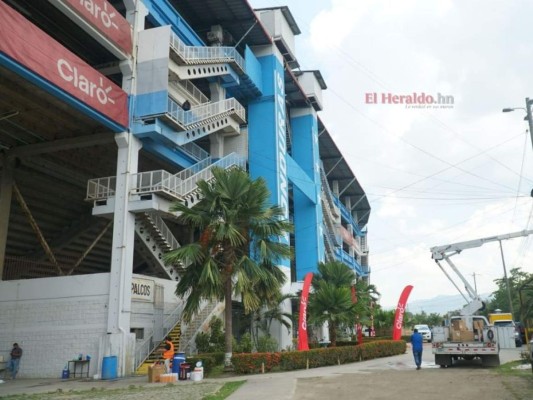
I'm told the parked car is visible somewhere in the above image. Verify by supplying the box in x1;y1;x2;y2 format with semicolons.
414;324;432;342
514;321;526;344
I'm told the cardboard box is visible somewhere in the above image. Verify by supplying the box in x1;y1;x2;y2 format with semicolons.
159;373;178;383
451;329;462;341
460;331;474;341
452;320;466;331
148;363;165;383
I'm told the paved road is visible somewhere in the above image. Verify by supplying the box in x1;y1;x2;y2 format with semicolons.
227;345;530;400
0;345;528;399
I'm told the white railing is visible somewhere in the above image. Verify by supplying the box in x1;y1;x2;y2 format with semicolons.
167;97;246;128
145;211;180;251
176;153;246;198
320;164;340;217
174;157;212;181
181;142;210;161
135;302;185;368
88;153;246;202
86;176;116;200
169;32;245;73
131;170;182;198
174;80;209;104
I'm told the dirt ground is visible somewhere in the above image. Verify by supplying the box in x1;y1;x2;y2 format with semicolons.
293;362;533;400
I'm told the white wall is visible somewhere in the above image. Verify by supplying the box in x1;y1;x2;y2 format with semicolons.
0;274;110;378
0;273;184;378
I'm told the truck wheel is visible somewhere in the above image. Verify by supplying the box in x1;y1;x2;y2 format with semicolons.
435;354;452;367
481;355;500;367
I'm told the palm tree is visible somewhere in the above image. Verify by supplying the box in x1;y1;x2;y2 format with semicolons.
163;167;292;366
308;261;361;347
251;291;296;349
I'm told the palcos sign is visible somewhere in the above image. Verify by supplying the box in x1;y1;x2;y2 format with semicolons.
131;278;154;302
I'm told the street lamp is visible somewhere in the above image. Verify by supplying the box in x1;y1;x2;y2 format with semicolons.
502;97;533;150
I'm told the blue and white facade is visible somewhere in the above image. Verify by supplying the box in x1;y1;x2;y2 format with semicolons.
0;0;370;377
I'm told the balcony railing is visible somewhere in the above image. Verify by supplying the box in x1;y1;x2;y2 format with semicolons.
87;153;246;202
333;196;363;237
167;97;246;129
169;31;245;74
86;176;116;200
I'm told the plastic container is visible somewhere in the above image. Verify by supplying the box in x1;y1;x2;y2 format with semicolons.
61;368;70;379
101;356;118;380
178;363;190;380
172;352;186;374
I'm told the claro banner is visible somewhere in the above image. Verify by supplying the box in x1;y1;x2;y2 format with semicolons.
0;2;128;128
392;285;413;341
297;272;313;351
55;0;133;55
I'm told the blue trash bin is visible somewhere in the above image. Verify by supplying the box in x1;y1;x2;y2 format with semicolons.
172;352;186;374
101;355;118;380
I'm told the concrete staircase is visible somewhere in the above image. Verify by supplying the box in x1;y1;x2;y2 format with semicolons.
136;323;182;375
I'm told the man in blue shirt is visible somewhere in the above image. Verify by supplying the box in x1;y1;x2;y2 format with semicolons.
411;329;423;370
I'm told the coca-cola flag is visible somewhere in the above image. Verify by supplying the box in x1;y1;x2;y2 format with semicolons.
297;272;313;351
392;285;413;341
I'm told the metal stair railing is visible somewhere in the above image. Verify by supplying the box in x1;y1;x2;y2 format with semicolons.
144;211;180;251
174;157;212;181
180;142;210;161
321;196;341;247
179;300;224;353
87;153;245;203
166;97;246;129
135;302;185;369
172;79;210;105
320;164;340;218
169;31;245;74
176;153;246;198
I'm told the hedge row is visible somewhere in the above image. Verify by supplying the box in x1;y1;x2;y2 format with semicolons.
231;340;406;374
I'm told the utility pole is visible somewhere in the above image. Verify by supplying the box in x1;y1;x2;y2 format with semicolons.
498;240;514;317
526;97;533;150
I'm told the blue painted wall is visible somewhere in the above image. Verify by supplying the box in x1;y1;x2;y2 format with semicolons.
142;0;204;46
291;111;325;280
248;49;290;268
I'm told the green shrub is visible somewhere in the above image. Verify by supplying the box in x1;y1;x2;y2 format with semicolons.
231;340;406;374
233;332;253;353
257;336;278;352
231;352;282;374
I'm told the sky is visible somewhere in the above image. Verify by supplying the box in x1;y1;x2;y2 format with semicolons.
249;0;533;312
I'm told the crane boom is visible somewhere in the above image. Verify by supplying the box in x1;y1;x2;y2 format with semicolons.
431;229;533;260
430;229;533;315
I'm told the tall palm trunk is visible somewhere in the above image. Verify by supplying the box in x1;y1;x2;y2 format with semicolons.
224;273;233;367
329;322;337;347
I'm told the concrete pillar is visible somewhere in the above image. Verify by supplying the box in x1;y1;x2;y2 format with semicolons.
0;156;14;279
103;132;141;377
291;107;325;280
248;44;291;350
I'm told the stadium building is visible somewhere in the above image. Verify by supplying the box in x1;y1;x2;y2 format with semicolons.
0;0;371;377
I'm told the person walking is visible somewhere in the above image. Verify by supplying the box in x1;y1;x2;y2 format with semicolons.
8;343;22;379
411;328;423;370
159;336;174;374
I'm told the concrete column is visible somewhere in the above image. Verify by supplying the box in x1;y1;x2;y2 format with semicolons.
0;156;14;279
248;44;291;350
103;132;141;377
291;107;325;280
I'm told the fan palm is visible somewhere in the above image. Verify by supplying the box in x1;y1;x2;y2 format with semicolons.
163;167;292;366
